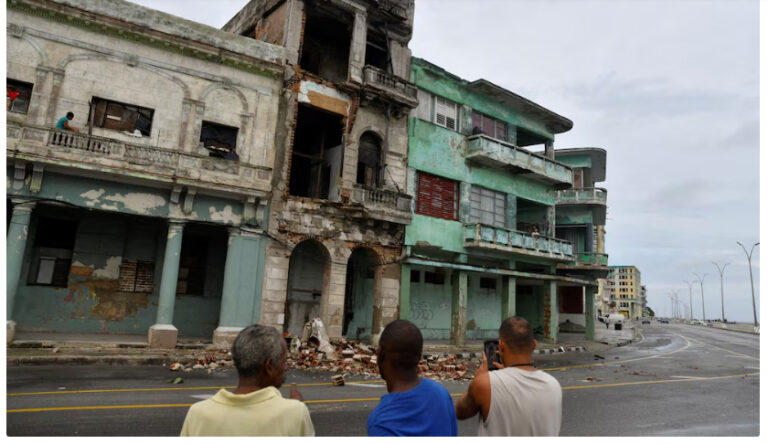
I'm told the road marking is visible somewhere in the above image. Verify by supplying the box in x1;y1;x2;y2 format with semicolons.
669;376;702;379
678;335;759;361
346;383;386;388
543;333;693;372
7;380;387;397
8;372;758;414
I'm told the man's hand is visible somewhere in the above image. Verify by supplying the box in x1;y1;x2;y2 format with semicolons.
289;383;304;401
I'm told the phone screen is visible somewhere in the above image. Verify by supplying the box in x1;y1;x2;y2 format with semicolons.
483;339;502;371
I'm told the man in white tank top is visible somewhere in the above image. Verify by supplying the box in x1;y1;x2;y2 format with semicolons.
454;316;562;436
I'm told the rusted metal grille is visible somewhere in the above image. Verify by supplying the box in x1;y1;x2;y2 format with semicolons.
416;172;458;221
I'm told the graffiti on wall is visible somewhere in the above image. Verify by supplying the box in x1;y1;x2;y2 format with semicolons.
410;301;434;328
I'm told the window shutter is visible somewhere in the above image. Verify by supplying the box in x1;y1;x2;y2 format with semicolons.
435;96;457;130
417;172;458;221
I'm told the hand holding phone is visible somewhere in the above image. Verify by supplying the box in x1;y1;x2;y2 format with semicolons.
483;339;503;371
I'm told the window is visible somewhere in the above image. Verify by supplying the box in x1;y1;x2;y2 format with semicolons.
410;269;420;283
200;121;239;160
479;277;497;290
416;172;459;221
28;217;77;287
471;111;507;141
434;96;459;131
91;97;153;136
118;260;155;292
7;79;33;114
470;186;506;227
424;271;445;285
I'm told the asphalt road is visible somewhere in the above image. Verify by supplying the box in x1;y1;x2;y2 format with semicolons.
6;322;759;436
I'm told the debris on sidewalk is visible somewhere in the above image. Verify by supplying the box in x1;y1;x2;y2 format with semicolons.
331;374;345;386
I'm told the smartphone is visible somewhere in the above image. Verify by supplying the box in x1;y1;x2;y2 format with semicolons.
483;339;502;371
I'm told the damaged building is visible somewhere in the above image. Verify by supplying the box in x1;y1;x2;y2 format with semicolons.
222;0;416;344
401;58;597;345
6;0;285;347
554;148;609;338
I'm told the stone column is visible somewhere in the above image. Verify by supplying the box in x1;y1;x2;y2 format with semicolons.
450;270;468;346
544;280;559;343
585;285;596;340
399;263;411;320
546;206;556;237
44;69;65;127
502;276;516;320
148;221;184;348
6;201;35;344
28;67;49;126
505;194;517;230
545;140;554;159
348;11;367;83
459;182;472;222
370;264;385;347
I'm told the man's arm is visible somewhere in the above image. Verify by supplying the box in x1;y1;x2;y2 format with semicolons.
455;352;493;421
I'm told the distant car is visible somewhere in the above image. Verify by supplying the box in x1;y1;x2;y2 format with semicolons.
659;318;669;324
642;318;651;325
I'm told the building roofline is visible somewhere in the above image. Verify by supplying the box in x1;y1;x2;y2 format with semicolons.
555;147;607;182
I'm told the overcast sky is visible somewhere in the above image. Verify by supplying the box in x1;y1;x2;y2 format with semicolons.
133;0;760;323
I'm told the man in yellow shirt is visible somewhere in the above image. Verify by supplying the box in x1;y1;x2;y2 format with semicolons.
180;324;315;436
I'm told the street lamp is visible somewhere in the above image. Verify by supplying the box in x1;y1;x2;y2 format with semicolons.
684;280;695;320
712;261;729;322
668;290;679;320
693;273;707;320
737;241;760;327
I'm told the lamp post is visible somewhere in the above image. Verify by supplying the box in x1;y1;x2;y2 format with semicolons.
684;280;694;320
712;262;730;322
668;290;679;320
693;273;707;320
737;241;759;327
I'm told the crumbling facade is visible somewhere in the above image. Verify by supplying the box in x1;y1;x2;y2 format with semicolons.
554;148;609;339
6;0;284;347
401;58;591;345
222;0;416;344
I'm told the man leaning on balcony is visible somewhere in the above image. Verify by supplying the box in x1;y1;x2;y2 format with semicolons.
56;112;79;132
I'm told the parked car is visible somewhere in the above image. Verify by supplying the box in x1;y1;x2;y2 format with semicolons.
658;318;669;324
641;318;651;325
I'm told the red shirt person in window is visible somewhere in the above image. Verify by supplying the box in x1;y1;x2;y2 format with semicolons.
7;89;19;110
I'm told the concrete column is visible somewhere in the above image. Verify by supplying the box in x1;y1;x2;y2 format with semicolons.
546;206;556;237
450;270;468;346
348;11;367;83
507;125;518;145
585;286;596;340
6;202;35;344
370;263;385;347
502;276;516;319
29;67;49;126
459;182;472;222
545;140;554;159
505;194;517;230
544;280;558;343
148;221;184;348
44;70;65;127
399;263;411;320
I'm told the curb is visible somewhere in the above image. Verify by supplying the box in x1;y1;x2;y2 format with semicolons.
420;345;587;359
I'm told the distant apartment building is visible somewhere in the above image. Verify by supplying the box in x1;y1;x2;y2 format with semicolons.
608;266;643;320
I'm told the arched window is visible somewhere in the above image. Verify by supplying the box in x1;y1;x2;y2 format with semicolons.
357;132;382;187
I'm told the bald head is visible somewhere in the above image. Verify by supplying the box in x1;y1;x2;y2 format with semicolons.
499;316;534;352
379;320;423;373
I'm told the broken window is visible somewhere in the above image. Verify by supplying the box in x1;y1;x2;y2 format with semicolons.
90;97;153;137
573;168;583;188
28;217;77;287
471;111;507;141
470;186;506;228
177;235;207;296
357;132;382;187
479;277;497;290
242;1;288;46
433;96;459;131
365;26;390;71
416;172;458;221
7;79;33;114
200;121;239;160
410;269;420;283
299;6;351;83
289;105;344;199
118;260;155;292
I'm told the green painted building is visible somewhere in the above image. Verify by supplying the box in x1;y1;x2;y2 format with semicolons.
400;58;594;345
6;0;285;347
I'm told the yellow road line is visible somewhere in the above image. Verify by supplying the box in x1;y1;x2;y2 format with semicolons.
678;335;760;361
8;372;758;413
7;380;386;397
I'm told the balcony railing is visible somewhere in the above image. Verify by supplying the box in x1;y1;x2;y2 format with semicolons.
349;184;412;224
556;187;607;205
463;223;574;261
465;134;572;187
362;65;419;108
576;252;609;266
7;124;271;193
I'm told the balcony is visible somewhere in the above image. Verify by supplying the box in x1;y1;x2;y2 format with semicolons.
348;184;413;225
465;134;572;189
556;187;607;205
6;124;272;195
362;65;419;109
576;252;609;266
463;223;574;262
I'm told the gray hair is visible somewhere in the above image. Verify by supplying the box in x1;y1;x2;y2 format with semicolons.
231;324;284;378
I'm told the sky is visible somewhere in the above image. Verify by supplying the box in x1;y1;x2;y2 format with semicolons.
131;0;761;323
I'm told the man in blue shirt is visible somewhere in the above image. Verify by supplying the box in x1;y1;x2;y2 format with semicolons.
367;320;458;436
56;112;79;132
